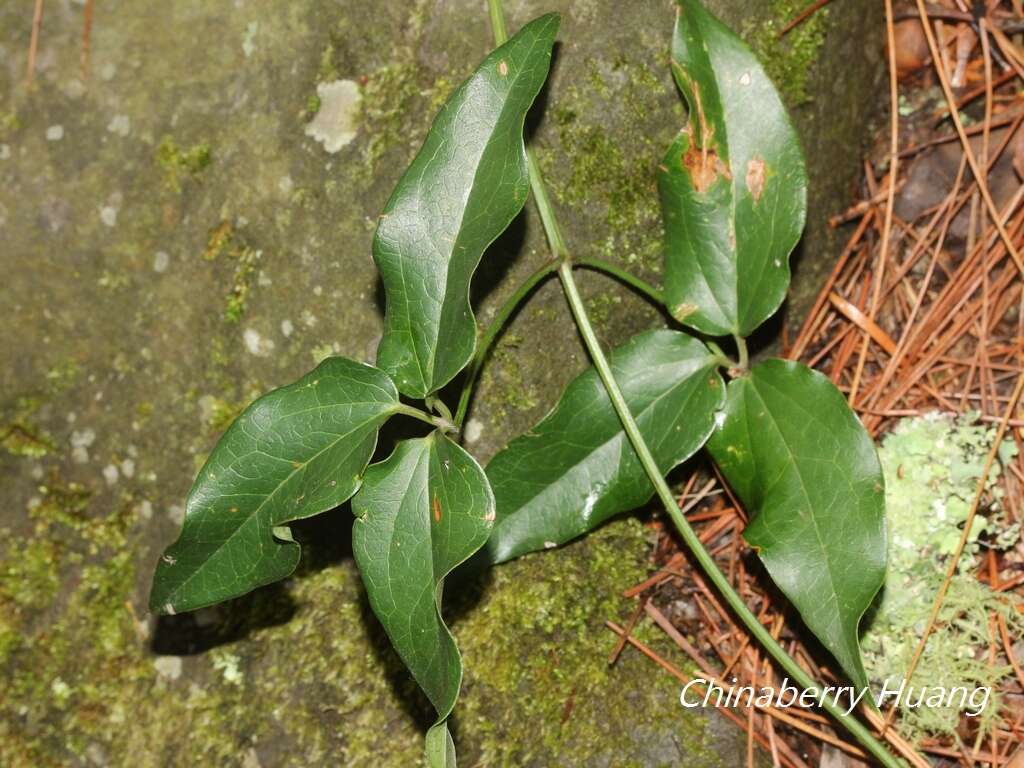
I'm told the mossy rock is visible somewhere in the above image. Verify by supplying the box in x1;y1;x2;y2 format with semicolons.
0;0;880;764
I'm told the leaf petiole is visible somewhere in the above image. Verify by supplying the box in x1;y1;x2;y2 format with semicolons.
733;334;749;372
572;258;663;305
395;404;456;435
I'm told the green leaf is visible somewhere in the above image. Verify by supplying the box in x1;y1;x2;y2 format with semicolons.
486;330;725;564
658;0;806;337
352;432;494;723
149;357;399;614
706;360;886;690
425;722;457;768
374;13;559;399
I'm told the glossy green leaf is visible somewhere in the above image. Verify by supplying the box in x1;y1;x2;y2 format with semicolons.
486;330;725;564
374;13;559;399
658;0;807;337
706;360;886;690
149;357;399;614
352;432;494;725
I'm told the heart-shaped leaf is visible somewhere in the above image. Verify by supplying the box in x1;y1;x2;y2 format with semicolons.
352;432;494;725
659;0;806;337
486;330;725;564
374;13;559;399
707;359;886;690
149;357;400;614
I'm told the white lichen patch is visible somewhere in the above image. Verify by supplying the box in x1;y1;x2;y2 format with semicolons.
305;79;361;154
107;114;131;137
243;328;275;357
153;656;183;681
45;125;64;142
102;464;119;486
70;427;96;463
464;418;484;444
280;318;294;338
99;205;118;227
153;250;170;273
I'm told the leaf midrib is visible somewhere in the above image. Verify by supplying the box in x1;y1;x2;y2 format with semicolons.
743;375;845;626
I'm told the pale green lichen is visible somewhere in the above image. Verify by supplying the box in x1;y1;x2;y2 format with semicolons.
862;412;1023;743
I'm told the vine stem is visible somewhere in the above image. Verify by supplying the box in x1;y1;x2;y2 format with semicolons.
486;1;904;764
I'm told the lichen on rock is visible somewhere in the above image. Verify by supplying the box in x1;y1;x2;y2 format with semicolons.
862;412;1023;741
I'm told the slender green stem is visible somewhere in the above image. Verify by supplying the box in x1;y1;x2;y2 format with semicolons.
733;334;749;371
526;147;570;261
573;258;663;305
484;4;904;764
704;340;738;369
426;395;455;424
454;260;558;427
487;0;509;44
395;404;454;434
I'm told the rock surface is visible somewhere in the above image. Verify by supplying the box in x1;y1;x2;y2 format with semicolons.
0;1;880;765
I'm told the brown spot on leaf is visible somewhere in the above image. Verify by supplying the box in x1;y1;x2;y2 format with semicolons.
673;302;699;322
675;79;732;193
498;60;509;77
433;494;442;522
746;157;767;203
682;142;723;194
